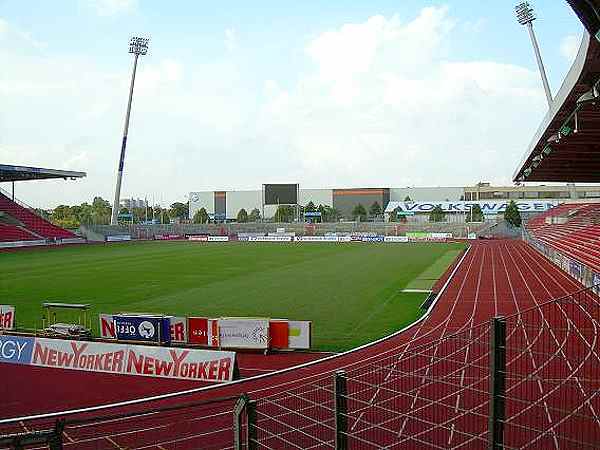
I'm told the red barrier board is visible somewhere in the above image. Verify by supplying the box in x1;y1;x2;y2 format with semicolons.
269;320;289;349
188;317;219;347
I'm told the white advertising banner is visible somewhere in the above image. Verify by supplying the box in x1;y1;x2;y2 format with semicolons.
218;318;270;349
288;321;311;349
384;236;409;243
0;305;15;330
169;316;187;343
208;236;229;242
31;337;235;382
99;314;116;339
248;236;293;242
385;200;559;214
106;235;132;242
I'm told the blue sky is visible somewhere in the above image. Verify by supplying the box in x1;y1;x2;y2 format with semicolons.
0;1;585;207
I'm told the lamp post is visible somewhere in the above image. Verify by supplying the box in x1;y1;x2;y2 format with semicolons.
515;2;553;108
111;36;150;225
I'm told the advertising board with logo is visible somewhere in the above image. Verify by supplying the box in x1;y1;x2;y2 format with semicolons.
248;236;293;242
208;236;229;242
0;335;34;365
288;320;311;349
0;305;15;330
386;200;558;215
218;318;269;349
154;234;184;241
114;315;171;344
169;317;187;343
99;313;116;339
384;236;409;243
30;337;235;382
269;319;289;349
188;317;220;347
362;235;384;243
106;235;131;242
188;235;209;241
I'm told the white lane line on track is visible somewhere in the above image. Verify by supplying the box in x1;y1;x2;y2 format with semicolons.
0;245;474;426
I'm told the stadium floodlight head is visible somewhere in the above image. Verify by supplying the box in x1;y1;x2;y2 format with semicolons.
515;2;552;107
515;2;535;25
129;36;149;55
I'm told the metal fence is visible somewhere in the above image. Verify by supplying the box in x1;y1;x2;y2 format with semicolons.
2;287;599;449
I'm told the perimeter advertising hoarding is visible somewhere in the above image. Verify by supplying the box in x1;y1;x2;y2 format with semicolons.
100;313;116;339
187;317;220;347
288;321;311;349
218;318;269;350
114;315;171;345
384;236;409;243
0;335;34;365
0;305;15;330
30;337;235;382
248;236;293;242
101;315;186;343
269;320;289;349
208;236;229;242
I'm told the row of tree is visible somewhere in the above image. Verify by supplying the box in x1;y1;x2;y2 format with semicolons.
46;197;191;228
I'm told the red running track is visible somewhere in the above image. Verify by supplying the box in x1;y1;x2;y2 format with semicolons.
1;240;599;449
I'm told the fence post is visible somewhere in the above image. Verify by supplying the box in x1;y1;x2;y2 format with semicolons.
247;400;257;450
489;317;506;450
233;394;249;450
335;370;348;450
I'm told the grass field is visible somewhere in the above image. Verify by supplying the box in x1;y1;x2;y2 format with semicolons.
0;241;464;351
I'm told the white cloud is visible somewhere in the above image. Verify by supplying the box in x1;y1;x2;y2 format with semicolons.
84;0;137;16
560;34;581;63
225;28;237;52
0;8;548;208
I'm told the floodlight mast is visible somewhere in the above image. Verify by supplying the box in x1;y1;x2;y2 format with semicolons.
515;2;553;108
110;37;149;225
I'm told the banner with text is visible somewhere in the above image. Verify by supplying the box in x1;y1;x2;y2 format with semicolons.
218;318;269;349
0;305;15;330
30;337;235;382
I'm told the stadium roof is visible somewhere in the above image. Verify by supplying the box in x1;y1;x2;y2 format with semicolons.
513;2;600;183
0;164;86;183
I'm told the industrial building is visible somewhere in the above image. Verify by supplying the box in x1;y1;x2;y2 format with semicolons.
189;183;600;221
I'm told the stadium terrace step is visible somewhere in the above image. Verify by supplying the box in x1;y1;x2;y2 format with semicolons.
0;193;75;240
0;223;39;242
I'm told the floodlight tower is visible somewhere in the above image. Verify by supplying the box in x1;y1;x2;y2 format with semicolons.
111;36;150;225
515;2;553;107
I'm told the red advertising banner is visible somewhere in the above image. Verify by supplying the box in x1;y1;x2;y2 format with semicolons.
269;320;289;349
169;317;187;343
188;317;219;347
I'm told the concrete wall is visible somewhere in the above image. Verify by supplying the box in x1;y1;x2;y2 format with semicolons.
226;190;262;219
333;188;389;219
299;189;333;207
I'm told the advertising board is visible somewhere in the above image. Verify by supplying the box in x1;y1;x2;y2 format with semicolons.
362;236;384;243
106;235;131;242
218;318;269;349
0;335;34;365
0;305;15;330
99;313;116;339
288;321;311;349
208;236;229;242
188;235;209;241
30;337;235;382
188;317;220;347
114;315;171;344
386;200;559;214
154;234;184;240
248;236;293;242
169;317;187;343
269;320;289;349
384;236;409;243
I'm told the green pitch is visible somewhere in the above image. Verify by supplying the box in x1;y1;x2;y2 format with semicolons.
0;241;464;351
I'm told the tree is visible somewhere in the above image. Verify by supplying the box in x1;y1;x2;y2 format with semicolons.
248;208;261;222
352;204;367;222
193;208;209;224
429;205;446;222
404;195;413;202
237;208;248;223
274;205;295;223
369;201;382;218
169;202;189;220
504;200;522;228
466;204;484;223
305;201;316;212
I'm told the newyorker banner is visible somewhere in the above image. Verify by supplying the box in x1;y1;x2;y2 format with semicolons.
30;337;235;382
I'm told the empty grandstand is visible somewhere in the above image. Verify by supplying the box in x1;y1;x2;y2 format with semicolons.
0;164;86;248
